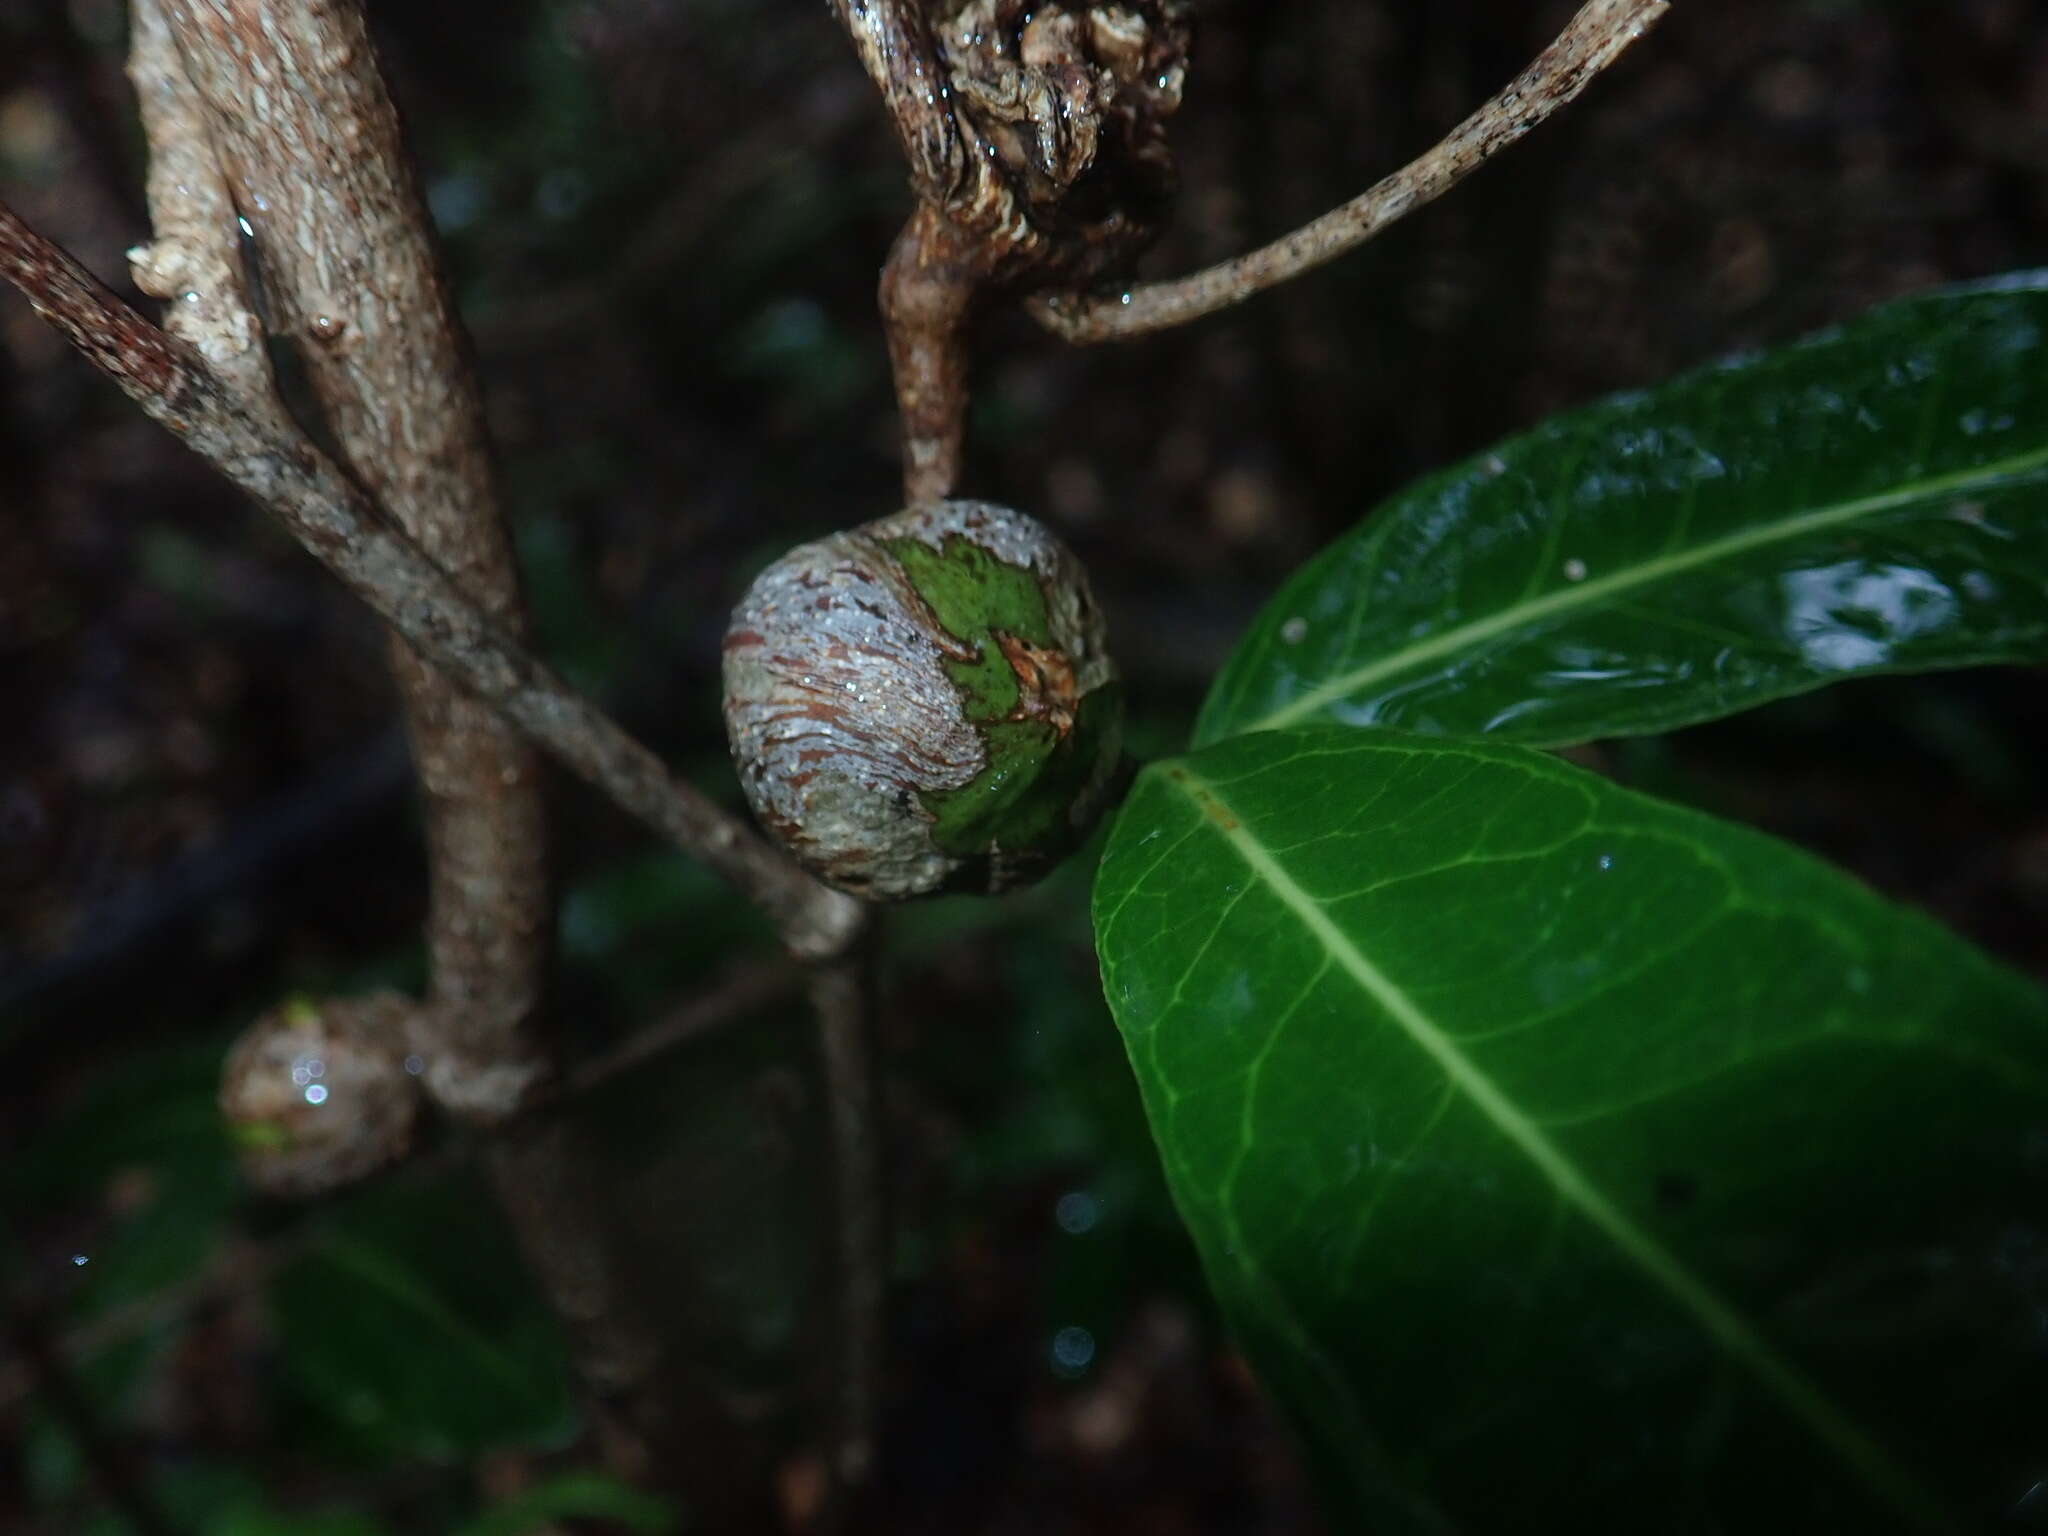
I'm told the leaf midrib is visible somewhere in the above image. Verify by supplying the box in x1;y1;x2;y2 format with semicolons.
1248;442;2048;734
1160;758;1955;1532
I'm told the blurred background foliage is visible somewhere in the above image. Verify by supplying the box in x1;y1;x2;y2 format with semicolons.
1;0;2045;1529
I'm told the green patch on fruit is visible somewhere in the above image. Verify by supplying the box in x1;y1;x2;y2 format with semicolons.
882;533;1116;864
883;533;1052;718
918;685;1121;861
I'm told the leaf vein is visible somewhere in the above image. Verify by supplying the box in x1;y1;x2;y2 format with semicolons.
1250;444;2048;734
1165;761;1955;1531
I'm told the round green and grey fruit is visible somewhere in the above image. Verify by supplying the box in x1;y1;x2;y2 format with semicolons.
723;499;1122;900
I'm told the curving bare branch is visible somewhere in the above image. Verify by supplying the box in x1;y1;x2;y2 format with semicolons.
1029;0;1671;342
0;199;861;961
148;0;553;1119
826;0;1192;499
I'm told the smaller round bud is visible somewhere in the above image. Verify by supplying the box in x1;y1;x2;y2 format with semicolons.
219;993;422;1197
723;500;1122;900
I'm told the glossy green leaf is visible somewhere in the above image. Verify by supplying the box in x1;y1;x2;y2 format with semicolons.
1094;728;2048;1531
1197;277;2048;749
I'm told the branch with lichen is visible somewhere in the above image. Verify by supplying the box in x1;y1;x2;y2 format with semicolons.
143;0;552;1124
117;0;853;1484
0;200;858;960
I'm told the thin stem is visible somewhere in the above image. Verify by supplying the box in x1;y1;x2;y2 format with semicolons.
829;0;1006;505
0;199;860;960
879;203;983;504
811;944;885;1494
478;1122;671;1476
825;9;970;1502
562;961;799;1104
1029;0;1670;342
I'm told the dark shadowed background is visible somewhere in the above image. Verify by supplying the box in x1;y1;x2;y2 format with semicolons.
3;0;2045;1530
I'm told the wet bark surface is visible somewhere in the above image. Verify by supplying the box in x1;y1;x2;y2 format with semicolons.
3;0;2046;1529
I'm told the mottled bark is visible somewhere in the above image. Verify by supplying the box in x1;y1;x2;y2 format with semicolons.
127;0;674;1468
153;0;549;1118
13;6;872;1496
0;171;853;1499
824;0;968;207
0;95;851;953
125;0;271;402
